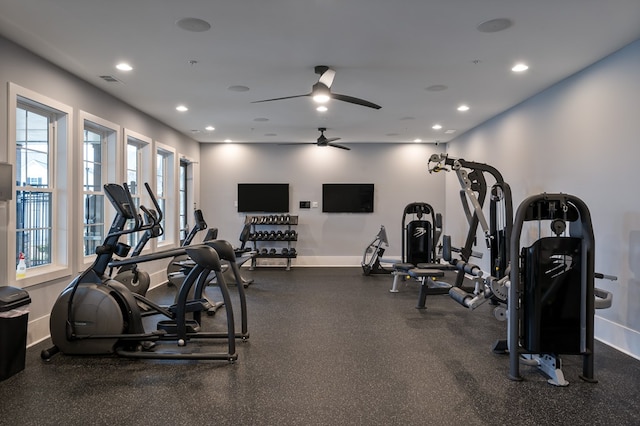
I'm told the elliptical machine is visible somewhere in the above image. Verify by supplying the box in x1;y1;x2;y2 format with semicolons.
111;206;163;296
42;182;244;362
166;209;211;287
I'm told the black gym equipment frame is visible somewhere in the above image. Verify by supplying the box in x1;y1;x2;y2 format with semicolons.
42;182;248;363
507;193;612;385
428;154;513;287
401;202;439;266
361;225;392;275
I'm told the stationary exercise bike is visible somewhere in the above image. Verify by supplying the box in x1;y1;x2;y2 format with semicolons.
42;182;245;362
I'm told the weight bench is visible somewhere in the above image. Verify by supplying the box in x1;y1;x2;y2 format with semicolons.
390;262;454;309
390;263;416;293
408;268;450;309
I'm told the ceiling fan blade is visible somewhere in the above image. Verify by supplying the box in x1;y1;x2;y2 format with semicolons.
251;93;310;103
328;142;351;150
332;93;381;109
318;68;336;88
324;137;341;143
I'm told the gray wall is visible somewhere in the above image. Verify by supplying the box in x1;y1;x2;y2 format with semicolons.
199;142;447;265
445;39;640;359
0;36;200;345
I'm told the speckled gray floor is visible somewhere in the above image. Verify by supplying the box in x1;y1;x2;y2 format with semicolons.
1;267;639;426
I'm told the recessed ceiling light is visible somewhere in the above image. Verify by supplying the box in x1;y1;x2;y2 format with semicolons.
512;63;529;72
316;106;328;112
205;126;215;131
229;85;250;92
176;17;211;32
477;18;513;33
116;63;133;71
253;117;269;122
432;124;442;130
444;129;456;134
176;105;188;112
457;105;470;112
413;139;422;143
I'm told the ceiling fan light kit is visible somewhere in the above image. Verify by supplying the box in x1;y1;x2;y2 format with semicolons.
278;128;351;151
252;65;381;110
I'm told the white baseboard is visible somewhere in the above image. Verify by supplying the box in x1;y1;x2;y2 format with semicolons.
595;315;640;361
27;314;51;347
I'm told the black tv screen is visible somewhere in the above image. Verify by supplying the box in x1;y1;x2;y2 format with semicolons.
322;183;374;213
237;183;289;213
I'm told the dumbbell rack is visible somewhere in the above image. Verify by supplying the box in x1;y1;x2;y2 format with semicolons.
245;214;298;270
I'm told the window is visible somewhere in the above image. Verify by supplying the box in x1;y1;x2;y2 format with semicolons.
124;130;151;250
15;104;52;268
155;144;175;245
9;83;72;285
82;118;117;257
179;160;189;243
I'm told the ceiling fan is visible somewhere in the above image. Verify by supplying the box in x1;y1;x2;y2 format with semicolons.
280;128;351;150
252;65;381;110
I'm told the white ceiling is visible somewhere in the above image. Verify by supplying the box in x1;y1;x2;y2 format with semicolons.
1;0;639;145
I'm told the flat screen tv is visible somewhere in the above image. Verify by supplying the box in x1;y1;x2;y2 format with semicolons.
322;183;374;213
237;183;289;213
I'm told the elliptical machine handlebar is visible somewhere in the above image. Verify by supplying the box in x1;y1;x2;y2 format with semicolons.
142;182;163;226
182;209;208;247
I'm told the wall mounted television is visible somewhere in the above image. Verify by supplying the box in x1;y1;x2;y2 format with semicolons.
237;183;289;213
322;183;374;213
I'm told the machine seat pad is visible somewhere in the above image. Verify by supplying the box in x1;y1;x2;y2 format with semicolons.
392;263;416;272
416;262;456;271
408;268;445;278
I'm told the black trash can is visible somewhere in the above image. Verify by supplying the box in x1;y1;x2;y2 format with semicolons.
0;286;31;381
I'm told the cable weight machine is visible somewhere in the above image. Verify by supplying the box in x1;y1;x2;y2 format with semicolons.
428;154;513;289
507;193;614;385
447;191;614;385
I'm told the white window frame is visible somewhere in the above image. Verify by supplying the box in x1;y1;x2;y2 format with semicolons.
177;155;198;244
8;83;73;287
178;158;190;244
155;142;176;249
123;129;152;252
78;111;120;267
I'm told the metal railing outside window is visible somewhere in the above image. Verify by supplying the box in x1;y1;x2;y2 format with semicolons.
16;189;52;267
